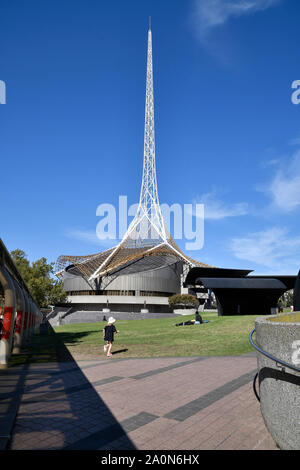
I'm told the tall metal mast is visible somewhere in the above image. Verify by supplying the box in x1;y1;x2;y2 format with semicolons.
86;22;194;280
56;23;204;282
134;20;167;243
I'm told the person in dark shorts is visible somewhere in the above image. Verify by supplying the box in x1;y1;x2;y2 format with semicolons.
103;317;119;357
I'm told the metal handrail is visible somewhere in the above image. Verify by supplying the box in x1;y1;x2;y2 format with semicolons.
249;328;300;374
252;372;260;402
249;328;300;402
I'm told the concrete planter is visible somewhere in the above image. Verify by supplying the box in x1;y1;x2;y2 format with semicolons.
173;308;196;316
255;313;300;450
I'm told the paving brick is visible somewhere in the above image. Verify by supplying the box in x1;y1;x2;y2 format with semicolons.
6;355;278;451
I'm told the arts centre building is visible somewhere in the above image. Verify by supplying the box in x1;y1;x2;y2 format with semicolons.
55;25;211;314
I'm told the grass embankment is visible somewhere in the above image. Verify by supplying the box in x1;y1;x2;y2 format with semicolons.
51;312;262;359
268;312;300;323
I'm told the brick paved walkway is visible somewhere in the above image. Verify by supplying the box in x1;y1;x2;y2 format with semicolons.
8;354;277;450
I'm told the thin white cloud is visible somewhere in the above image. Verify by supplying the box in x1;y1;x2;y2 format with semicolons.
193;191;248;220
65;228;119;247
289;137;300;146
230;226;300;271
265;149;300;212
191;0;282;40
260;158;281;168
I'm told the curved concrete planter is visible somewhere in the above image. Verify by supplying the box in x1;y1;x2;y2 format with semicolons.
173;308;196;316
255;313;300;450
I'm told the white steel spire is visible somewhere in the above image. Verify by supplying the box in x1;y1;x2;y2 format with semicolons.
86;23;194;280
133;22;167;244
55;24;209;283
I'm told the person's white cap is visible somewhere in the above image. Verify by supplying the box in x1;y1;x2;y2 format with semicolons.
108;316;116;324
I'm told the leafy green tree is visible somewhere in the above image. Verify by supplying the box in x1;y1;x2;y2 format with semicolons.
279;290;294;308
168;293;199;309
10;249;31;283
10;250;67;308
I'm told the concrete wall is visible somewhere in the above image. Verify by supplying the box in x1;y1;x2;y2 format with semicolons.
255;313;300;450
50;310;179;325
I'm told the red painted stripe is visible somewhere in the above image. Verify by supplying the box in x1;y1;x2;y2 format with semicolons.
1;306;13;340
15;310;23;334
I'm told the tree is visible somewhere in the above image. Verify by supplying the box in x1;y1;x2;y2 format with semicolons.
168;293;199;310
10;249;31;283
10;250;67;308
279;290;294;308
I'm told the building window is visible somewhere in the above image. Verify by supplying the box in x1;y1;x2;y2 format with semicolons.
67;290;172;297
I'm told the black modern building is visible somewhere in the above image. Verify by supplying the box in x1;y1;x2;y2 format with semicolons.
184;267;297;316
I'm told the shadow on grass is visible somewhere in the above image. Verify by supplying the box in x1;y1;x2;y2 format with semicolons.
6;322;136;450
54;330;100;346
10;328;102;367
112;349;128;355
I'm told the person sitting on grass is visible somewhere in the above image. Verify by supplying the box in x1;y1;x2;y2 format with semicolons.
103;316;119;357
195;311;203;324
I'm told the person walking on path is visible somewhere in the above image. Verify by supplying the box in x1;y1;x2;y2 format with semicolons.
103;317;119;357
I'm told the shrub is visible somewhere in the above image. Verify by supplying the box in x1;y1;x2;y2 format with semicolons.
168;293;199;309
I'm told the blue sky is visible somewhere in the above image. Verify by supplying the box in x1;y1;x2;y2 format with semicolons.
1;0;300;275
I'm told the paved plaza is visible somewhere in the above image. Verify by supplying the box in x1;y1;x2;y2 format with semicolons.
1;352;278;451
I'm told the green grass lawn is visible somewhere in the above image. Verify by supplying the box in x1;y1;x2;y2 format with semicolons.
49;312;262;359
9;311;298;367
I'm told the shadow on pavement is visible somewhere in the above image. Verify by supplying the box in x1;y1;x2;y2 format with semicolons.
6;323;136;450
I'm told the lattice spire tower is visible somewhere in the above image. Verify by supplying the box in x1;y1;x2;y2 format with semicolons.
121;22;167;248
55;23;209;283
